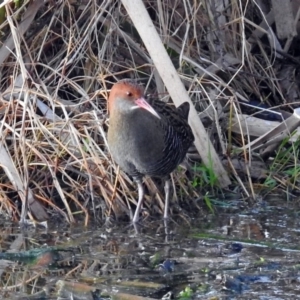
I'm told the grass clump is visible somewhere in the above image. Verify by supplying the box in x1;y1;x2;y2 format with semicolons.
0;0;299;223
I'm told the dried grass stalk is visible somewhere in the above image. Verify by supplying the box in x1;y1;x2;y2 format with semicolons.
121;0;231;187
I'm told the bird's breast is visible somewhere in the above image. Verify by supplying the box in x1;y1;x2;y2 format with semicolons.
108;110;166;176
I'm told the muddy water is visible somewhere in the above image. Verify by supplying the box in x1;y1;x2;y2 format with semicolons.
0;197;300;299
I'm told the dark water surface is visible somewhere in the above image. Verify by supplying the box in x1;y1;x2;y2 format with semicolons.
1;197;300;299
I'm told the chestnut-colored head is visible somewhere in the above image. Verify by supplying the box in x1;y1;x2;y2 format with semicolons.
108;79;143;112
108;79;160;119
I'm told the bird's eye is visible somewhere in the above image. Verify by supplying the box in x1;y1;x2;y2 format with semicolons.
126;91;133;97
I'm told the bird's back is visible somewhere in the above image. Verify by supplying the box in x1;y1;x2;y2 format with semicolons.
147;99;194;177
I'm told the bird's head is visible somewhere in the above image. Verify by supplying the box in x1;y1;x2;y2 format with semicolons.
108;79;160;119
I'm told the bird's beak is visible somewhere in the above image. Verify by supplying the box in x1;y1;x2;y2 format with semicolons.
134;98;161;119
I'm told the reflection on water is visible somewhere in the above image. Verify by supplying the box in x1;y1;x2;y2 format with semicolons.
0;197;300;299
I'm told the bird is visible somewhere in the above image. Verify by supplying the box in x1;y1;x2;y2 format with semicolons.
107;79;194;223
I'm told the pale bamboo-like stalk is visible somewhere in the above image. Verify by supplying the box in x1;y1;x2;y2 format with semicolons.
121;0;231;187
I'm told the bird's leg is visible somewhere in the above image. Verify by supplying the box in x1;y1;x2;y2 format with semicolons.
132;178;144;223
163;178;171;219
